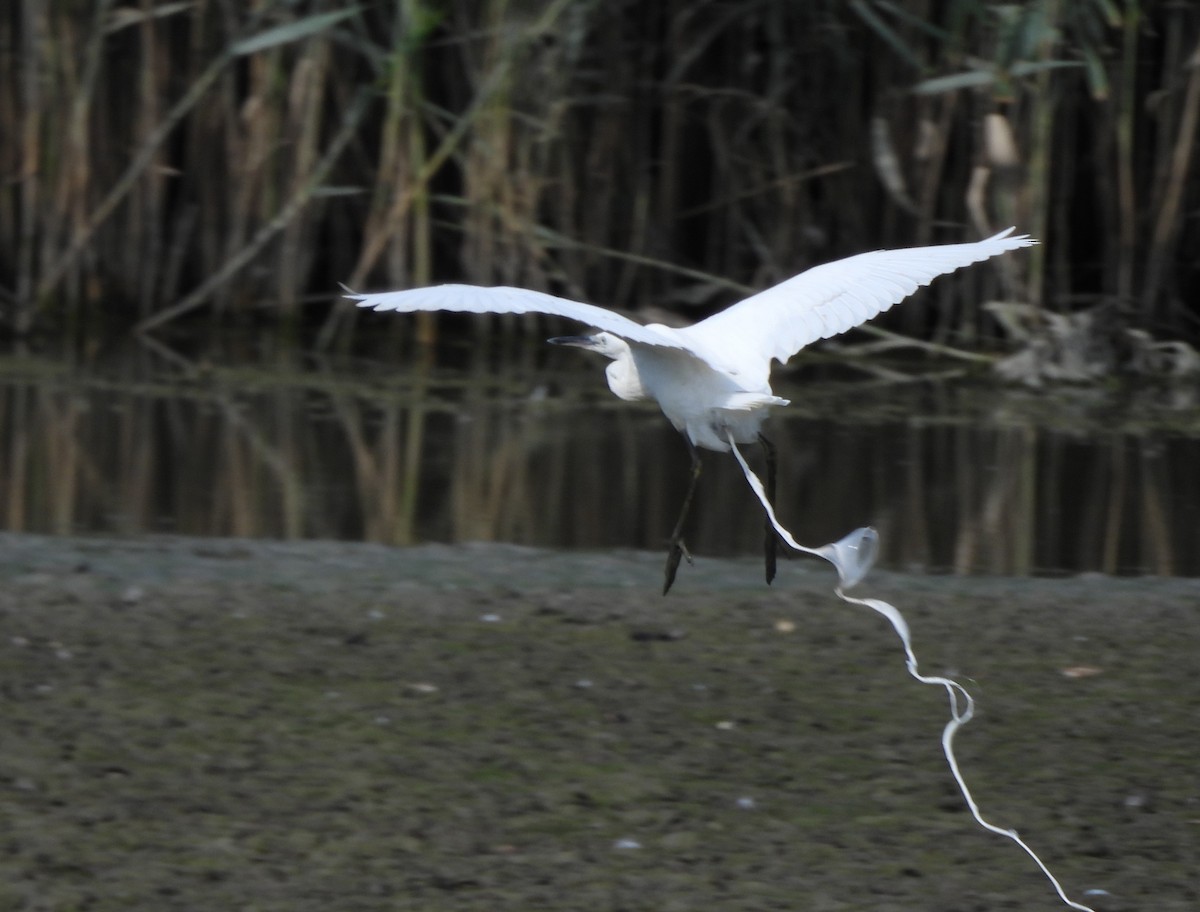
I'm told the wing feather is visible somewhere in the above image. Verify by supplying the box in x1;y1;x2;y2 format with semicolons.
347;228;1035;386
678;228;1036;387
345;284;698;356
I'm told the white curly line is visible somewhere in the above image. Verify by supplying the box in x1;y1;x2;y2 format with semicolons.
727;434;1096;912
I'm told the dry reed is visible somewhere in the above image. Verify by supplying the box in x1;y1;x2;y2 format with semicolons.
1;1;1197;352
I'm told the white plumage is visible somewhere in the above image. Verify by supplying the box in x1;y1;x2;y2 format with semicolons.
347;227;1035;591
348;228;1034;452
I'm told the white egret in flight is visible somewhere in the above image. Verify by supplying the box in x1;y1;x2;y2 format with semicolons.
347;228;1035;592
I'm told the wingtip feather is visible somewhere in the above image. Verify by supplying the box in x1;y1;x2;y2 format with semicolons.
339;284;387;310
987;226;1039;247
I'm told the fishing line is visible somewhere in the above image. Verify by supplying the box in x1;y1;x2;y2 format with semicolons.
728;433;1096;912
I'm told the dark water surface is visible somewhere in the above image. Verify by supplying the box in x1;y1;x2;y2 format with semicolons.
2;340;1199;576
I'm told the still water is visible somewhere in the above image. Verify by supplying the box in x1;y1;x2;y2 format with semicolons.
2;339;1198;576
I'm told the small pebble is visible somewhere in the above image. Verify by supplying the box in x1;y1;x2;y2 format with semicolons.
1061;666;1103;678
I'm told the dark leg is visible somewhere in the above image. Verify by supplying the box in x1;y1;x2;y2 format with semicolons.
759;433;778;585
663;438;702;595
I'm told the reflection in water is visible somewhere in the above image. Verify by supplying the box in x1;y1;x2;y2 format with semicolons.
1;345;1198;576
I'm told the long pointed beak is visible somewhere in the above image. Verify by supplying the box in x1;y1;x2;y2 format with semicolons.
547;335;597;349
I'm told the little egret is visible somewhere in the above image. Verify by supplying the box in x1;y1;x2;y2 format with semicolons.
347;227;1035;592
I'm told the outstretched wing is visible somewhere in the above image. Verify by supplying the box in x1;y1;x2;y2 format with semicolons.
679;228;1036;387
346;284;694;354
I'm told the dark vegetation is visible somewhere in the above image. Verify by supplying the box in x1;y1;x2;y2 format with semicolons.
1;1;1198;356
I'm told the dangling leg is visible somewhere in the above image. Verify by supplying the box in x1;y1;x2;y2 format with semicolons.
663;438;702;595
759;433;779;585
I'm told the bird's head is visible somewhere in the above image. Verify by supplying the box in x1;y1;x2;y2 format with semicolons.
547;331;630;361
549;331;644;401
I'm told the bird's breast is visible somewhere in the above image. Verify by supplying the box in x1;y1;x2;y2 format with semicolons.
629;346;784;451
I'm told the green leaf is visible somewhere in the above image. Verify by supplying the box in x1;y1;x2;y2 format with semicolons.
1012;5;1058;62
912;69;998;95
1082;49;1111;100
232;8;361;57
1009;59;1085;78
105;1;192;35
1092;0;1124;28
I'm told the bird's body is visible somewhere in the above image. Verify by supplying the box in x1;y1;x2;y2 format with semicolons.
580;332;788;451
348;227;1036;590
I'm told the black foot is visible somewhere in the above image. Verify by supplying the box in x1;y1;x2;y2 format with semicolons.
662;438;703;596
663;538;693;595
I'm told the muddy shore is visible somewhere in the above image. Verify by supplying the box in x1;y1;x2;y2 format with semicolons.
1;533;1196;911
